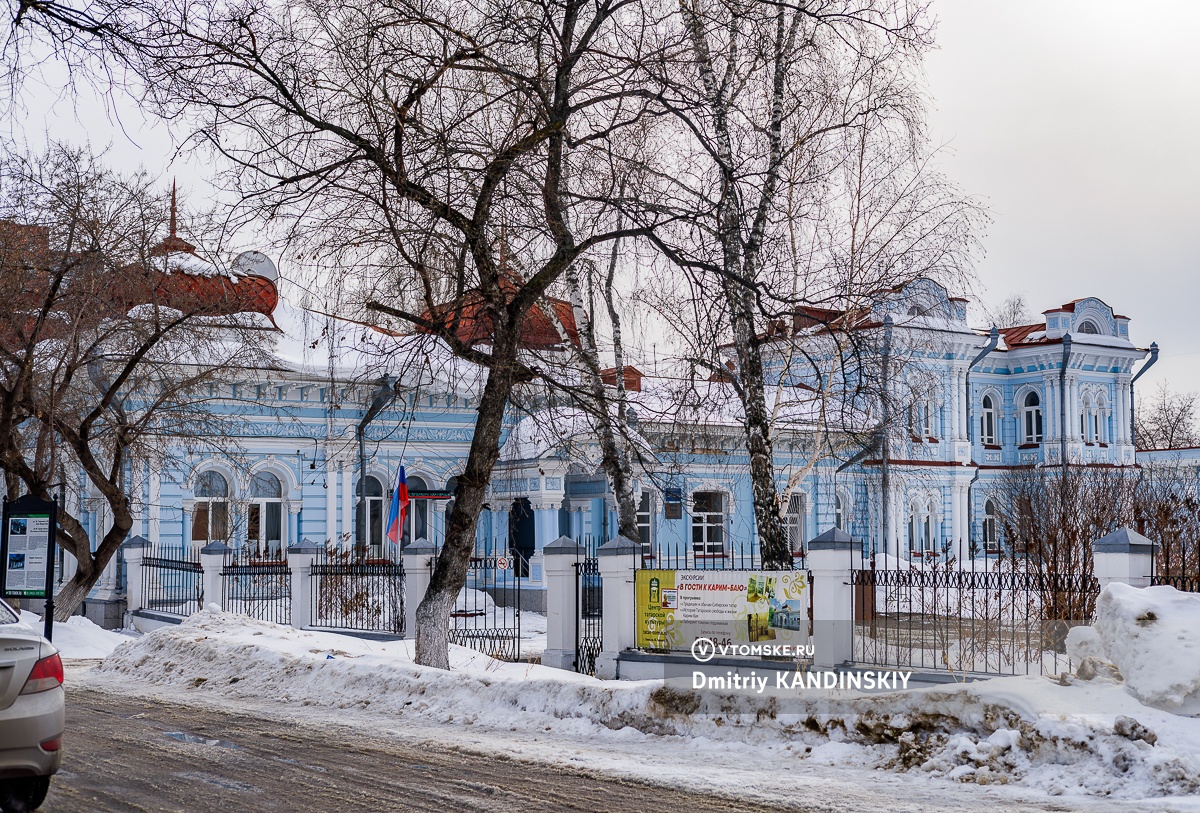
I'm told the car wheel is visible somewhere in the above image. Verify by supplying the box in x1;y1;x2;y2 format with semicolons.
0;777;51;813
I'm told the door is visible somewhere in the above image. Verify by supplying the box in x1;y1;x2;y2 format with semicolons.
509;498;535;577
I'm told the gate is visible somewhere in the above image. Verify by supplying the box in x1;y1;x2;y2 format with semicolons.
444;555;521;661
573;556;602;675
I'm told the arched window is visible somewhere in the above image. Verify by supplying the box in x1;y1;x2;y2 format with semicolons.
248;472;283;557
784;494;806;555
983;499;999;553
691;491;726;557
834;493;846;530
980;394;998;445
1022;391;1043;443
909;400;935;438
1077;320;1100;334
404;475;430;546
356;475;384;558
907;501;933;557
192;470;229;545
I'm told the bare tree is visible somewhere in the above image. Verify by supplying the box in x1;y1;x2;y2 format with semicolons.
0;142;267;618
982;293;1033;329
1135;381;1199;451
80;0;662;668
639;0;978;568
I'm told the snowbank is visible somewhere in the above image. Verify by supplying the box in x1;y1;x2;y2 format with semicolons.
18;611;133;659
95;607;1200;800
1091;583;1200;715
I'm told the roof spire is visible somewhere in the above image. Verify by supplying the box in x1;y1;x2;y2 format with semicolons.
169;178;178;239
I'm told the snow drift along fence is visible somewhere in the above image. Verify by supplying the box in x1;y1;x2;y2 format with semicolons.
852;565;1099;676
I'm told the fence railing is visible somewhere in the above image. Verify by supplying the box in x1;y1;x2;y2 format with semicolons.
141;546;203;617
573;556;602;675
444;554;522;661
851;565;1100;676
641;538;806;571
311;553;405;635
1151;573;1200;593
220;552;291;625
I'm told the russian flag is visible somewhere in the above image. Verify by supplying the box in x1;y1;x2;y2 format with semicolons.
385;464;409;553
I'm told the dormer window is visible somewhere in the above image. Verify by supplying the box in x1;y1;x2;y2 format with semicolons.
1077;319;1100;334
1022;391;1043;443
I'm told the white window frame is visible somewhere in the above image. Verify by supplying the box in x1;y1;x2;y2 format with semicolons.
983;498;1000;553
784;493;806;555
192;470;230;547
636;491;655;560
980;393;998;445
356;475;385;558
1022;390;1043;444
691;491;726;558
247;471;284;558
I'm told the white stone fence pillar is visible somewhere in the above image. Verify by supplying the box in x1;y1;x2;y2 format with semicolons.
401;538;437;639
1092;527;1157;590
199;541;231;610
596;535;638;680
287;538;323;629
808;527;855;669
542;535;585;671
121;536;150;615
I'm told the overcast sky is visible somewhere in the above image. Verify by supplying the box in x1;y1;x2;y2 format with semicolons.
5;1;1198;390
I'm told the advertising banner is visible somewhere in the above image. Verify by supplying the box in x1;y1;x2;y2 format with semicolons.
635;569;809;653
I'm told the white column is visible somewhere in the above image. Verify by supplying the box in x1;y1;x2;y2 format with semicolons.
542;536;585;671
340;459;353;548
950;370;961;442
959;370;969;442
199;542;230;610
287;540;322;629
325;450;338;545
809;530;855;668
121;538;149;614
950;484;962;560
595;536;638;679
401;539;437;639
148;464;162;547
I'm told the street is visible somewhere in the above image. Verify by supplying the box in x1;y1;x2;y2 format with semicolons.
43;685;789;813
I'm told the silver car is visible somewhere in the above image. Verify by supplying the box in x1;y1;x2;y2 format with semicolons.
0;601;63;813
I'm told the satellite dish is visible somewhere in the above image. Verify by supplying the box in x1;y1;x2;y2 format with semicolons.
232;251;279;281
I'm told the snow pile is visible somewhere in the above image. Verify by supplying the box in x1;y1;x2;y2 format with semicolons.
18;611;133;659
1090;583;1200;715
94;606;1200;800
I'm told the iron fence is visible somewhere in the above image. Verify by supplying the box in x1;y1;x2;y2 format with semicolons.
220;551;291;625
573;556;602;675
310;552;405;635
851;564;1099;676
442;554;522;661
642;537;806;571
1151;573;1200;593
141;545;203;617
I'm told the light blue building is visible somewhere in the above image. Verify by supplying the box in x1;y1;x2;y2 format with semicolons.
71;237;1154;620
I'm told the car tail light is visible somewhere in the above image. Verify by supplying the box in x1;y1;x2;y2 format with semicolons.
20;653;64;695
40;736;61;752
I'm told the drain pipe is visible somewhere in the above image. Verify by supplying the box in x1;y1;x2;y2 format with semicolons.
1129;342;1159;452
1060;335;1072;474
879;315;894;562
356;376;396;554
963;327;998;562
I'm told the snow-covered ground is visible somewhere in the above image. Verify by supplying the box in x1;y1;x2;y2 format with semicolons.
25;582;1198;810
16;610;134;659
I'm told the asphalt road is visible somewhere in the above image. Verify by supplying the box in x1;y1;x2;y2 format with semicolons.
44;685;793;813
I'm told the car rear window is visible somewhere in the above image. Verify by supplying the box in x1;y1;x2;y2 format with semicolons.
0;601;18;624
